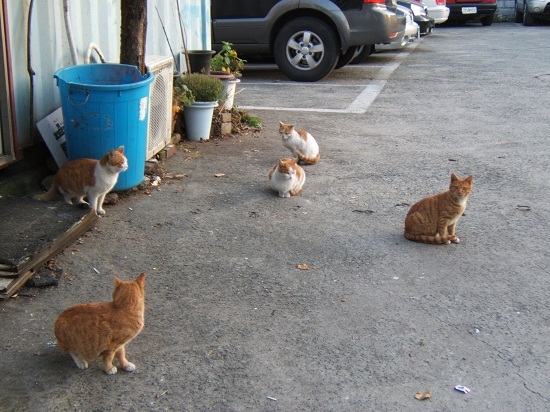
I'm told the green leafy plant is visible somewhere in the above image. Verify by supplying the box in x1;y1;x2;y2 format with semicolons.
173;83;195;107
241;112;262;128
211;41;246;76
174;73;224;104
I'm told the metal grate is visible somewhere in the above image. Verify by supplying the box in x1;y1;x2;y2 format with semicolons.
145;56;174;159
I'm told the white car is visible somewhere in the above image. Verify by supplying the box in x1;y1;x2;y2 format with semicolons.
377;5;420;51
422;0;450;24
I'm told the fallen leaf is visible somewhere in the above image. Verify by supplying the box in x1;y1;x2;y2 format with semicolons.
214;173;226;178
297;264;310;270
415;391;432;400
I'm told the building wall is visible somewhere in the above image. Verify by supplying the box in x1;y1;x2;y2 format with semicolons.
6;0;210;149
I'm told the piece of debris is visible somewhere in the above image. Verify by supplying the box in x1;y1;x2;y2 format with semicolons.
151;176;162;186
214;173;226;178
395;202;410;207
415;391;432;400
517;205;531;211
25;268;63;287
297;264;310;270
165;173;187;179
454;385;471;394
266;396;277;401
103;192;119;205
93;267;100;274
352;209;374;214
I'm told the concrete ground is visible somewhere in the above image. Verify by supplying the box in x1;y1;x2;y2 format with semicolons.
1;23;549;411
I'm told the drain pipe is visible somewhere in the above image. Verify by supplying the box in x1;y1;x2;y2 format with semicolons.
63;0;79;65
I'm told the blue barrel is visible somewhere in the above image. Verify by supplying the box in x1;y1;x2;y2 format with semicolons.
54;64;154;190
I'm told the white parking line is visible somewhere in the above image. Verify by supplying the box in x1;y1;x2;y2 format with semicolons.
239;40;421;114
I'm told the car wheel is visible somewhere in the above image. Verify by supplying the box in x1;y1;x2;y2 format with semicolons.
514;0;523;22
349;44;374;65
273;17;339;82
480;14;494;26
334;47;359;70
523;2;535;25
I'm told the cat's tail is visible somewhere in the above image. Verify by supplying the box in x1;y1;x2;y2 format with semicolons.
296;150;320;165
34;181;59;201
404;232;458;245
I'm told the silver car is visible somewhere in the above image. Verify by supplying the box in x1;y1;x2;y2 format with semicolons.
514;0;550;25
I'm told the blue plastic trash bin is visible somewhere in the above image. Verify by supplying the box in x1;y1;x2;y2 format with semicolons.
54;64;154;190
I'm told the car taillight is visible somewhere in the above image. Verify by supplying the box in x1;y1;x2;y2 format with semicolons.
364;0;384;3
436;0;446;5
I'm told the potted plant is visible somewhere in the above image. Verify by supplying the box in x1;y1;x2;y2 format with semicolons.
174;74;224;141
211;41;246;110
187;50;216;74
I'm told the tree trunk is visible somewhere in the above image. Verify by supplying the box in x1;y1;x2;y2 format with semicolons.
120;0;147;74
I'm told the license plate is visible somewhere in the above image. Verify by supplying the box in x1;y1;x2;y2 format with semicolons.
462;6;477;14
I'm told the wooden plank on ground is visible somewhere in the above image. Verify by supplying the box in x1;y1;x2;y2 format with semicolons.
0;211;97;299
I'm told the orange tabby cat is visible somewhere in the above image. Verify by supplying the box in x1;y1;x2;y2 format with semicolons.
35;146;128;215
268;157;306;198
279;121;320;165
404;173;473;244
54;273;145;375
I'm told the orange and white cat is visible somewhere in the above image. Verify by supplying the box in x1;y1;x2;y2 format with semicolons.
54;273;146;375
404;173;473;244
269;157;306;198
279;121;320;165
35;146;128;215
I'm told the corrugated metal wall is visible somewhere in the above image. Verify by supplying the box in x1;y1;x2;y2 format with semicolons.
7;0;210;148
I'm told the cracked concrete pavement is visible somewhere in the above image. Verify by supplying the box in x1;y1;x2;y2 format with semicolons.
1;22;549;411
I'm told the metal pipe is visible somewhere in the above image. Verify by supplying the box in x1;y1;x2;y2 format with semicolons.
63;0;79;65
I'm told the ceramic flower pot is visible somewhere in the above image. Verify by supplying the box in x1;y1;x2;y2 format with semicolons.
187;50;215;74
222;78;240;110
183;101;218;141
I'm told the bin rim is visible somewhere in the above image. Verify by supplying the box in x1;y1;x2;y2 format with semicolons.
54;63;154;91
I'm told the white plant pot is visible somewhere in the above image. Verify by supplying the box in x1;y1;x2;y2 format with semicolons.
222;78;240;110
183;101;218;141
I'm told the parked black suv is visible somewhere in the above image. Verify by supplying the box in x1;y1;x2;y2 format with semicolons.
211;0;403;82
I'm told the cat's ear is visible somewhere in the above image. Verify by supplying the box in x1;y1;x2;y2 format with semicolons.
114;276;122;286
116;146;125;154
465;175;473;183
136;273;146;286
450;173;458;182
279;121;283;126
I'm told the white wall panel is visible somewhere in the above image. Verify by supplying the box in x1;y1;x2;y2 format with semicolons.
6;0;206;148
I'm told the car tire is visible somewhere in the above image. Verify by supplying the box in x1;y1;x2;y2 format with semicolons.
514;0;523;22
349;44;374;65
480;15;494;26
523;2;535;25
273;17;339;82
334;47;359;70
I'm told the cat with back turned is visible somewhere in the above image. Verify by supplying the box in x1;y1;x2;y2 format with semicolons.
279;121;320;165
54;273;146;375
404;173;473;244
34;146;128;215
